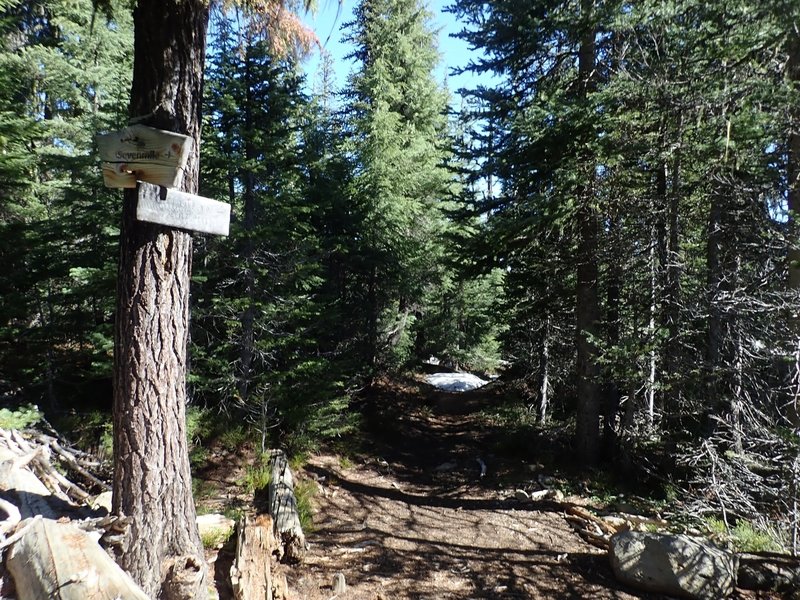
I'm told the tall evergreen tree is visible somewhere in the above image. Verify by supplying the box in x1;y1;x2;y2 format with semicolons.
193;9;353;450
452;0;800;531
452;0;617;461
0;0;132;408
342;0;453;369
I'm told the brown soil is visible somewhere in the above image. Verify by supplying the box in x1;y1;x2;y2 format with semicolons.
286;376;661;600
201;376;767;600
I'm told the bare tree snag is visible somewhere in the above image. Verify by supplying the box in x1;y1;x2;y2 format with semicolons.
574;0;601;464
269;451;305;562
787;25;800;427
5;518;149;600
230;515;274;600
111;0;209;597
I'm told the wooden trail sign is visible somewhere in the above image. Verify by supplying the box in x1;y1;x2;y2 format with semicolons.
97;124;193;188
137;182;230;236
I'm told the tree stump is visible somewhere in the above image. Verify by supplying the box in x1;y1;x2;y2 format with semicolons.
230;515;273;600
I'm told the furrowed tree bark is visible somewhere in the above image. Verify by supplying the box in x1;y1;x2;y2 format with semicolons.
112;0;209;597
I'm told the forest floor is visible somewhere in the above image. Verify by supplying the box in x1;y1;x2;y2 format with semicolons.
288;375;654;600
198;375;766;600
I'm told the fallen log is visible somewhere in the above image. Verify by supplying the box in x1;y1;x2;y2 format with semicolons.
565;515;610;550
0;448;64;520
5;517;149;600
268;451;305;563
565;505;618;536
737;552;800;594
1;427;137;599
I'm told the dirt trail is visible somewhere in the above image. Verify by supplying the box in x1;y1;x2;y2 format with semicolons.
287;377;659;599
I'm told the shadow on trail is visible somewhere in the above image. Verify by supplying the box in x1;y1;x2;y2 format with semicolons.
306;463;656;599
355;376;534;486
302;377;659;599
306;462;564;514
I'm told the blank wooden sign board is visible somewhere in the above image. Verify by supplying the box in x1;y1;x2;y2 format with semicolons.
97;124;193;189
137;182;230;236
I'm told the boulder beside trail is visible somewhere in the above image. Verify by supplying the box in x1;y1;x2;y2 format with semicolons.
609;530;738;599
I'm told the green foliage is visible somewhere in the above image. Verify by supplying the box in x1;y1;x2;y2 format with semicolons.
293;478;317;533
340;0;457;369
449;0;800;533
0;0;132;410
0;404;43;429
192;477;215;503
240;453;272;494
219;425;250;453
200;527;233;550
705;518;784;553
222;505;245;522
186;406;217;446
414;268;506;373
191;10;357;452
50;409;112;458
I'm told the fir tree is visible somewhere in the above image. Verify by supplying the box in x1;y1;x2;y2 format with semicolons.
0;0;132;408
342;0;453;369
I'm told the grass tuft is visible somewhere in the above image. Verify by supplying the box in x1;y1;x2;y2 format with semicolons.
200;528;232;550
294;478;317;533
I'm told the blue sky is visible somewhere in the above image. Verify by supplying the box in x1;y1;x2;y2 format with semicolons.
300;0;494;101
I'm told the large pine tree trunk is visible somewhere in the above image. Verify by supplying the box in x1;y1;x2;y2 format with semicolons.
239;42;258;403
112;0;209;597
575;204;601;463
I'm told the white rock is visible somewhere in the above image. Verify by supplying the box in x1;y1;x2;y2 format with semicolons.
333;572;346;594
609;531;737;599
196;513;235;539
425;372;487;392
91;491;113;513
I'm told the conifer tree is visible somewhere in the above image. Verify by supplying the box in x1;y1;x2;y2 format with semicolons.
0;0;132;407
342;0;453;369
193;9;354;449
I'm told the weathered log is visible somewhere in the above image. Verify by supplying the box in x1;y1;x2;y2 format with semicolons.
0;430;96;521
0;450;63;520
565;504;619;536
268;451;305;562
230;514;274;600
5;517;149;600
737;552;800;595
